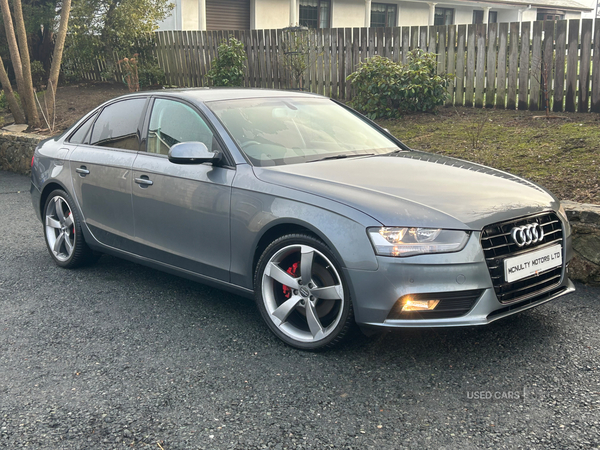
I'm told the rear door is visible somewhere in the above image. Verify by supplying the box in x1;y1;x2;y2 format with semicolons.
131;98;234;281
69;97;148;251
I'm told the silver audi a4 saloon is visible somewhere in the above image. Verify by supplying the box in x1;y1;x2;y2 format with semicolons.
30;89;575;350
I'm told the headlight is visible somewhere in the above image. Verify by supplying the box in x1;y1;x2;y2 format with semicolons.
557;204;572;237
368;227;470;257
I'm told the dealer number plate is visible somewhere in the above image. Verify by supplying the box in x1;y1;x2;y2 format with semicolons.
504;244;562;283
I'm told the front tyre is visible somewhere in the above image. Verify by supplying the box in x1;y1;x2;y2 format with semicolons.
254;234;354;350
43;189;97;268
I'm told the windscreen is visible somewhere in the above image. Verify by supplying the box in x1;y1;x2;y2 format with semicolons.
208;97;399;166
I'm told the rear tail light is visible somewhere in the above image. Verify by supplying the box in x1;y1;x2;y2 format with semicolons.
31;154;35;167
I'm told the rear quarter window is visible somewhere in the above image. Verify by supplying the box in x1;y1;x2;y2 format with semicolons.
68;111;99;144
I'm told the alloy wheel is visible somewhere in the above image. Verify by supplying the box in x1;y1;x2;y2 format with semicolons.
261;244;345;344
45;195;76;262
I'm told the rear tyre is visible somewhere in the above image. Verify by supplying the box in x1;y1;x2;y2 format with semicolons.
43;189;98;268
254;234;354;350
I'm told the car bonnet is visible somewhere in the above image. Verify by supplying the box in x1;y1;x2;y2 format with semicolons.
252;151;559;231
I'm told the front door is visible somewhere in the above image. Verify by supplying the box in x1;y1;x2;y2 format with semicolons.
131;98;234;281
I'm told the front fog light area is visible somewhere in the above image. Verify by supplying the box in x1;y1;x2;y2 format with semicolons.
402;298;440;311
368;227;470;257
387;290;484;320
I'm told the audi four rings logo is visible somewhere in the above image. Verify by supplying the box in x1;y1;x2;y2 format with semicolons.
511;223;544;247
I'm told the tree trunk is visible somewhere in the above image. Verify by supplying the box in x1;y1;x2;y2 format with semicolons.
0;56;26;124
12;0;40;128
44;0;72;128
0;0;27;113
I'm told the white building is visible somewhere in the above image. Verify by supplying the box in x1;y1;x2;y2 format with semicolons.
158;0;592;31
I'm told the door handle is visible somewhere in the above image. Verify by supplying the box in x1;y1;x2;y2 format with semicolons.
135;175;153;187
76;166;90;176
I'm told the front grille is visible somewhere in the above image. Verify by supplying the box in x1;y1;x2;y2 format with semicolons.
387;290;483;320
481;212;563;304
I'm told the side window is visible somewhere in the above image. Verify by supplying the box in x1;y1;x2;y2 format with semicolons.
68;111;99;144
147;98;221;155
89;98;146;151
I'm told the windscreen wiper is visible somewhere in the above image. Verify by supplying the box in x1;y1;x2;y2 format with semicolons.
308;153;374;163
383;149;409;156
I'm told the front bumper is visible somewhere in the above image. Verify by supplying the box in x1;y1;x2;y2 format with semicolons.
345;232;574;328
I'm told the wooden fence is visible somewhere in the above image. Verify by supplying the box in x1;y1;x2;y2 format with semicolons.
70;19;600;112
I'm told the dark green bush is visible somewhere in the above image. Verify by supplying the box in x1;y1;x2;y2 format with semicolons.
347;50;453;119
207;37;247;87
30;60;46;90
0;90;20;110
138;59;166;87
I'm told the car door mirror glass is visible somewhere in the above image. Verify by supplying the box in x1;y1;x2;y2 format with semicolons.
168;142;219;164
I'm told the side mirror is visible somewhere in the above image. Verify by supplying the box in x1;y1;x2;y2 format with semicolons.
168;142;221;165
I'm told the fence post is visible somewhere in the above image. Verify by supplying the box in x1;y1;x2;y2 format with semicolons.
402;26;410;63
410;26;418;51
578;19;592;113
486;23;498;108
541;20;555;112
324;28;331;97
553;20;567;112
393;26;400;63
565;19;579;112
507;22;519;110
446;25;456;106
592;18;600;113
518;22;530;110
419;26;428;51
437;25;447;76
474;23;486;108
345;27;352;100
529;20;543;111
455;24;466;107
465;24;475;107
497;22;508;109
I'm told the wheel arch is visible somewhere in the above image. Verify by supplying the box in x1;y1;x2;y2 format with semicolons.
39;181;69;218
251;219;346;288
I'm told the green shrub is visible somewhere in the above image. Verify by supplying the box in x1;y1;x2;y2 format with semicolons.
30;60;46;90
207;37;246;87
347;50;453;119
0;91;7;110
138;59;166;87
0;90;20;110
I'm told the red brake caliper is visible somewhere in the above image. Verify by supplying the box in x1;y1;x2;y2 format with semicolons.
282;262;299;299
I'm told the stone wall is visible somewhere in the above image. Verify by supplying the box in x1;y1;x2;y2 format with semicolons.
0;131;43;175
0;129;599;285
562;201;600;285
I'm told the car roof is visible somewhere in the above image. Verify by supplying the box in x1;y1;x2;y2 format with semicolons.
121;88;324;104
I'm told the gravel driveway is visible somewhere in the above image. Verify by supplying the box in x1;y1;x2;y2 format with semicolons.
1;170;599;449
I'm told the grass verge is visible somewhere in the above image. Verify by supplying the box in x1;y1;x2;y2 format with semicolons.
379;107;600;205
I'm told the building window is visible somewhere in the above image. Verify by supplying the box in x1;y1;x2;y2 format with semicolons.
434;7;454;26
475;10;497;23
299;0;330;29
371;3;397;27
536;9;565;20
